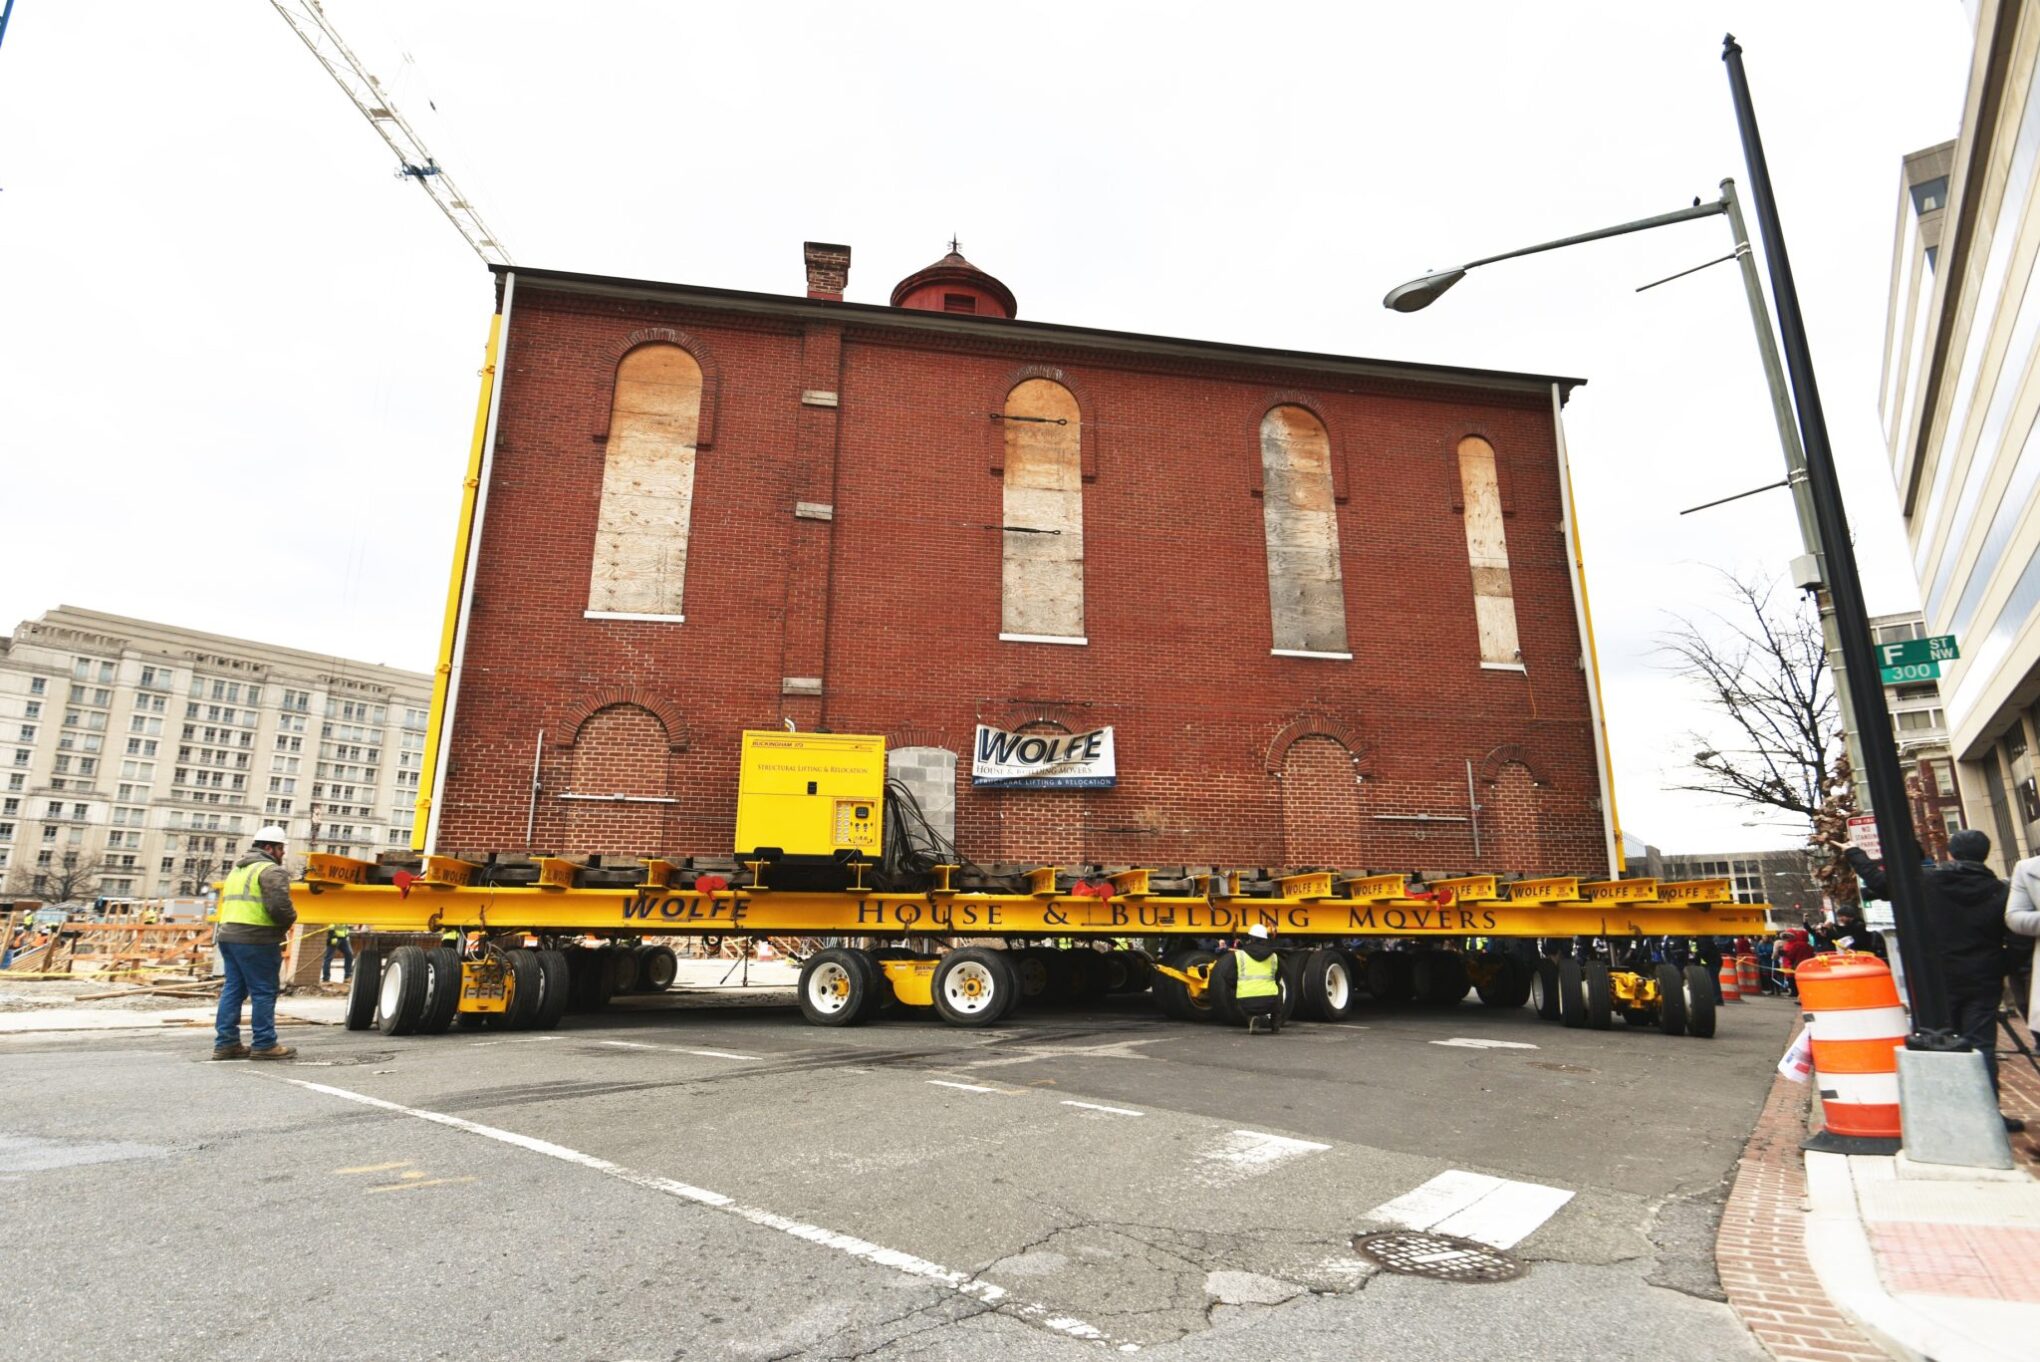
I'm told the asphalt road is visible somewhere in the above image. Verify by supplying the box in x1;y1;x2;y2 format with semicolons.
1;982;1799;1361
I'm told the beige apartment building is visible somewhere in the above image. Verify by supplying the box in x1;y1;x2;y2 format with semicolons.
1879;0;2040;870
0;607;430;902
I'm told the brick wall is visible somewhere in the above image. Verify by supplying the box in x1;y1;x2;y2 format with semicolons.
438;284;1608;876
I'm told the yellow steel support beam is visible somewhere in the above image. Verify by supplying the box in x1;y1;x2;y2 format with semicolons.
1425;875;1500;903
1507;877;1581;904
306;854;376;887
536;857;579;892
1107;869;1152;899
1581;878;1658;904
422;855;478;889
1342;873;1409;903
1657;878;1734;905
1276;872;1337;902
292;881;1773;939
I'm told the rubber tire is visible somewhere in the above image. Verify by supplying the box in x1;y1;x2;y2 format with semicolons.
1684;963;1718;1039
1529;958;1560;1020
798;947;873;1027
1118;949;1154;994
988;949;1024;1021
1557;958;1587;1028
932;947;1014;1027
1583;960;1614;1030
851;948;889;1023
1013;947;1067;1005
609;947;643;994
345;948;383;1031
570;951;617;1012
1366;951;1416;1006
419;946;463;1034
504;950;545;1030
1476;953;1532;1009
1300;947;1359;1021
1414;951;1471;1007
1209;951;1244;1025
638;944;677;993
533;949;572;1031
1656;962;1688;1036
1156;948;1219;1022
1064;949;1112;1005
376;945;430;1036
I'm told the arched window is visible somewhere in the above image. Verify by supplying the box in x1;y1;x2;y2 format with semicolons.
588;344;703;619
1000;379;1084;641
1456;436;1521;666
1260;405;1347;654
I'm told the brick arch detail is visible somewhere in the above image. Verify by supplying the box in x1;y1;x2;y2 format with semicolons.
1249;392;1348;502
592;327;720;449
986;364;1099;481
1264;710;1376;776
984;702;1082;735
558;690;690;752
1476;742;1547;787
1445;426;1519;517
885;724;961;752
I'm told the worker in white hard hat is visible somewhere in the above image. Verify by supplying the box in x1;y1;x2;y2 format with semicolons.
1233;924;1284;1035
212;824;299;1061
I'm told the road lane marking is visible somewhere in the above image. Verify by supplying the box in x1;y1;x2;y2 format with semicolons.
597;1040;754;1060
275;1077;1133;1351
1366;1169;1574;1249
1061;1101;1144;1117
1430;1038;1540;1050
1196;1130;1330;1184
926;1080;998;1093
366;1176;476;1193
333;1160;412;1175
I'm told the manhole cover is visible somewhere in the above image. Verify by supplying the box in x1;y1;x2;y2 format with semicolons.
1351;1230;1525;1283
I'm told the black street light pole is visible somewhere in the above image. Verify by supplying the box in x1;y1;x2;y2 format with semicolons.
1721;34;1950;1039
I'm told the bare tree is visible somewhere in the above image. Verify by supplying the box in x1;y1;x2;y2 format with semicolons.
4;851;113;905
1658;571;1838;830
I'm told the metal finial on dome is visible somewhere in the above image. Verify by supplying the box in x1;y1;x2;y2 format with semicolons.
949;234;961;255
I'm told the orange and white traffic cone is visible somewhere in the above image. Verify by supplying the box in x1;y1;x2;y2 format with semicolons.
1798;951;1906;1149
1718;959;1743;1003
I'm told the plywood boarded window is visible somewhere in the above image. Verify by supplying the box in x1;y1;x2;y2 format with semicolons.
1001;380;1084;638
1260;406;1347;653
588;344;703;617
1456;436;1520;665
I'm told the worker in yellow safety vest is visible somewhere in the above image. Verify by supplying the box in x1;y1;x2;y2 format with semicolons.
212;825;300;1062
1234;923;1284;1035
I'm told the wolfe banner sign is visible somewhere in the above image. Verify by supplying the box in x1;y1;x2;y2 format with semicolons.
972;725;1117;789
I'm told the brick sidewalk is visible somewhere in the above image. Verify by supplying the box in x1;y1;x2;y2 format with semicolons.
1717;1058;1888;1362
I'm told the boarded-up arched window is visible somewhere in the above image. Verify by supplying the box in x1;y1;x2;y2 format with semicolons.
1260;406;1347;654
1001;380;1084;640
588;344;703;619
1456;436;1520;665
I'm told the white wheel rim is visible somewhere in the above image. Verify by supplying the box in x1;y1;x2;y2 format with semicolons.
1531;975;1547;1010
808;962;852;1015
379;959;405;1017
1325;962;1350;1010
942;961;999;1015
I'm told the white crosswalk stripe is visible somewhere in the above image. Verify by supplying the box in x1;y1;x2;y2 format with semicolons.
1195;1129;1330;1185
1365;1169;1573;1249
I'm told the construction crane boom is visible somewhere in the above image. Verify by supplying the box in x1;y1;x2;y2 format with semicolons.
269;0;512;266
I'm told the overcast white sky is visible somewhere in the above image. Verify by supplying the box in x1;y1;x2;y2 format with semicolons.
0;2;1974;855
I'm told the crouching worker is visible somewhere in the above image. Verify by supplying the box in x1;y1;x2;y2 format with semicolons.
1235;924;1283;1034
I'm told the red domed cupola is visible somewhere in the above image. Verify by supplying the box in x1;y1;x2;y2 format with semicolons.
889;241;1018;319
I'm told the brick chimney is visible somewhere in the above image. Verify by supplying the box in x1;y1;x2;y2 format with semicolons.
803;242;851;301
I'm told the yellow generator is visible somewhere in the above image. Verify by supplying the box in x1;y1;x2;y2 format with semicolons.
734;731;886;867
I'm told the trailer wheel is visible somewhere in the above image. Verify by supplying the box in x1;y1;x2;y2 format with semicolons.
570;950;617;1012
1366;951;1416;1006
1683;963;1718;1039
638;945;678;993
932;948;1014;1026
534;949;572;1031
1064;949;1112;1005
1012;948;1063;1004
1415;951;1470;1007
1476;953;1531;1009
798;947;872;1026
1557;958;1586;1028
1117;949;1154;994
1583;960;1614;1030
1299;947;1359;1021
1156;948;1218;1022
419;947;463;1034
376;945;430;1036
850;949;892;1023
503;950;545;1030
1209;951;1245;1026
1531;958;1562;1020
345;948;383;1031
1656;963;1688;1036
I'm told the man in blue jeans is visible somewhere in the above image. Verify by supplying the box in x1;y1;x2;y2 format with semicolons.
213;824;300;1061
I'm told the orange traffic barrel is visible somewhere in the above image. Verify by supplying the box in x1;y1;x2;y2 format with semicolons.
1718;959;1743;1002
1736;954;1760;995
1798;952;1905;1140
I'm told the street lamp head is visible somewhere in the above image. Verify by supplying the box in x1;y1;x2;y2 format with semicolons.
1383;268;1467;312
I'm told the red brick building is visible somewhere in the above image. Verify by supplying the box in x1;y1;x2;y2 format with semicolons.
427;244;1617;878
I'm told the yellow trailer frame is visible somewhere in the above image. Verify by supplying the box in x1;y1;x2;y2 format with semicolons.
294;857;1770;941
